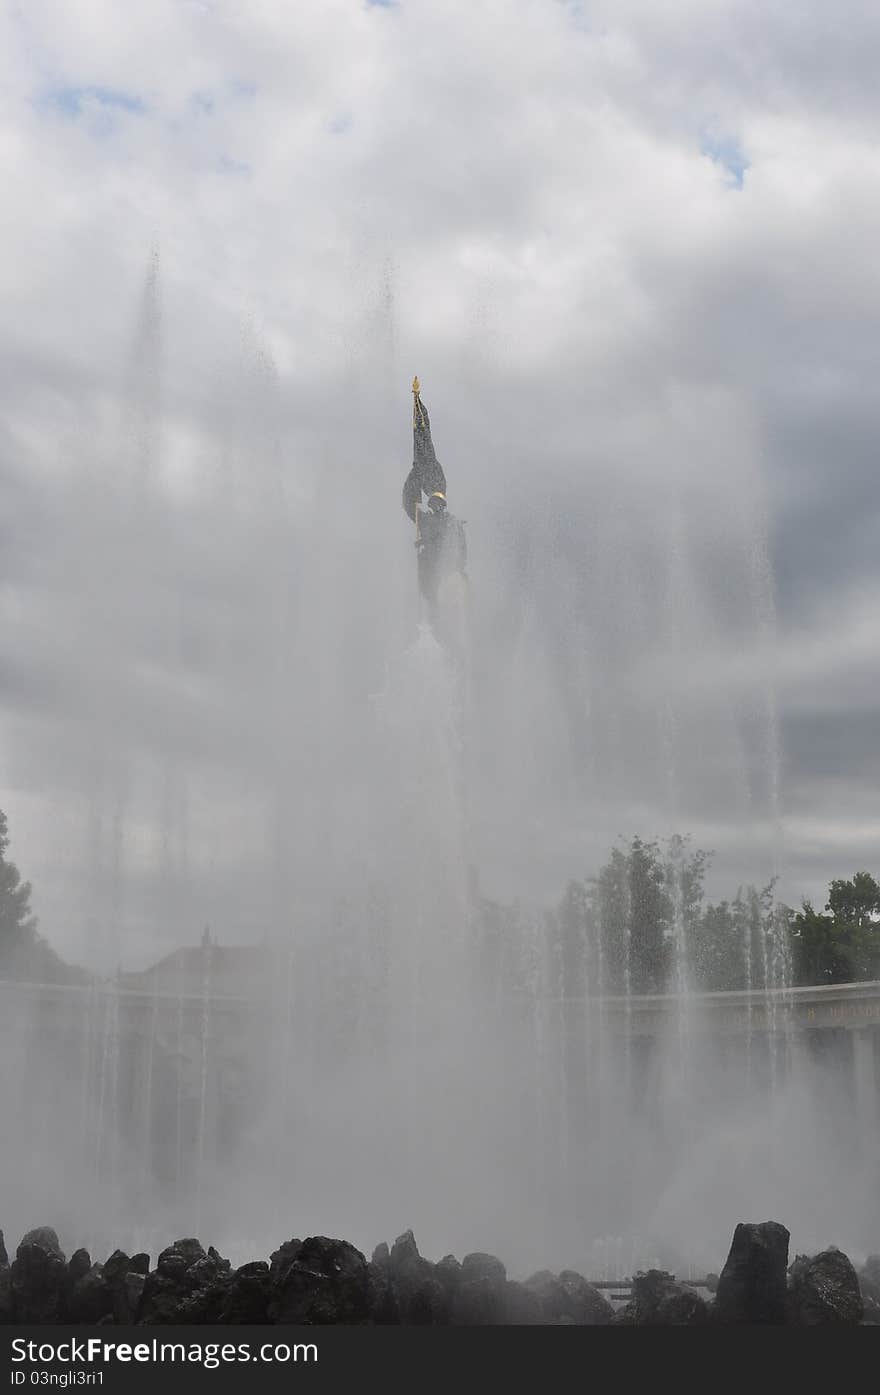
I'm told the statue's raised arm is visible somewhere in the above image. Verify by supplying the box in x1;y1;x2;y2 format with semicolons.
401;376;446;521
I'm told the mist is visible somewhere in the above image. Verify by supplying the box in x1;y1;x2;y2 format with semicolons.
2;0;879;1282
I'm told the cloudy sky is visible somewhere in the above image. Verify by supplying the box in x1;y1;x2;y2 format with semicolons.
1;0;879;969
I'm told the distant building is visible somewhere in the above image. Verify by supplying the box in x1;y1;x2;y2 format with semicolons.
119;937;273;1002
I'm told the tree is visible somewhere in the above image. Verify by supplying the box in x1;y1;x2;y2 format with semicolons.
789;872;880;984
0;808;80;983
827;872;880;931
827;872;880;978
589;843;633;993
0;808;38;960
664;833;710;989
684;881;792;993
789;901;847;984
581;835;709;995
690;900;742;991
580;835;797;996
485;845;877;1000
628;836;674;993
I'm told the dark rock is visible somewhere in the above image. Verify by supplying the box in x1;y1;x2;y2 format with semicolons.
714;1221;790;1324
858;1269;880;1326
502;1280;542;1324
269;1237;372;1325
97;1252;145;1324
168;1292;223;1324
68;1249;91;1282
385;1230;446;1324
405;1276;449;1324
137;1272;182;1324
268;1238;303;1286
406;1255;461;1323
189;1253;231;1286
861;1294;880;1325
172;1282;233;1324
388;1231;431;1282
119;1274;145;1324
157;1238;205;1273
65;1265;113;1324
614;1270;708;1326
139;1281;207;1325
788;1249;863;1325
103;1250;130;1286
368;1261;400;1324
448;1252;509;1325
217;1264;271;1325
0;1268;13;1322
858;1257;880;1306
523;1268;613;1325
11;1243;68;1322
389;1230;421;1270
20;1228;64;1262
159;1250;233;1325
22;1221;871;1328
0;1231;8;1268
451;1276;506;1325
524;1270;569;1322
559;1270;615;1325
435;1255;462;1295
138;1241;230;1325
461;1252;506;1285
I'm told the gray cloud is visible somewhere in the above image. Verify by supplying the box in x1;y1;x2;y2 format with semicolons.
0;0;877;966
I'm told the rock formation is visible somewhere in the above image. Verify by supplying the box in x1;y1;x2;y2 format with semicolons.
0;1219;873;1325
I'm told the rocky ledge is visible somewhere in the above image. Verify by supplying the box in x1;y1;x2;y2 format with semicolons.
0;1221;876;1325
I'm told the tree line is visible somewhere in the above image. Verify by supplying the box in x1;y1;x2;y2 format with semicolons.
540;835;880;995
0;809;85;984
2;807;879;992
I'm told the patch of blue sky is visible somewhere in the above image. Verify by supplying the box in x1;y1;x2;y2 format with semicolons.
701;132;749;188
188;80;257;118
365;0;396;9
564;2;600;32
43;85;146;118
329;111;353;135
218;155;251;176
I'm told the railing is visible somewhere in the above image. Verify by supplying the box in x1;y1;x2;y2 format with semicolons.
1;976;879;1033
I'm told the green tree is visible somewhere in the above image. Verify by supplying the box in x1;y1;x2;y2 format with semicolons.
0;808;80;983
589;843;632;993
581;835;710;995
789;872;880;984
0;808;38;961
689;881;792;993
628;837;673;993
690;899;742;991
827;872;880;978
789;901;846;984
827;872;880;931
664;833;710;987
